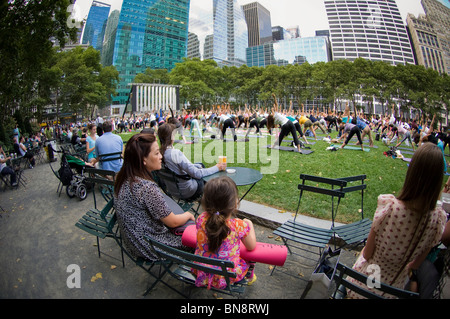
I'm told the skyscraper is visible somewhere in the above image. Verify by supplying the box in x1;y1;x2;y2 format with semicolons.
324;0;415;65
112;0;190;105
241;2;272;47
82;1;111;54
407;13;446;74
101;9;120;67
187;0;248;67
421;0;450;74
246;36;331;67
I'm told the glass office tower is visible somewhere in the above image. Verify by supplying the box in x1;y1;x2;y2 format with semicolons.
324;0;415;65
246;36;331;67
187;0;248;67
112;0;190;105
82;1;111;54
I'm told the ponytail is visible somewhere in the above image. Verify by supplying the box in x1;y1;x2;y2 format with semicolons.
205;212;230;253
201;176;239;253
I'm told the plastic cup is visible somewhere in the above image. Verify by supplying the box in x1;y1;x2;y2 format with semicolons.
218;156;227;164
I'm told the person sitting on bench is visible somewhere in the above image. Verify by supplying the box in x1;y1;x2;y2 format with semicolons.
0;144;17;187
158;123;227;200
113;133;195;261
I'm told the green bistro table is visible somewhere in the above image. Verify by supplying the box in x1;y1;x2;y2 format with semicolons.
203;167;263;202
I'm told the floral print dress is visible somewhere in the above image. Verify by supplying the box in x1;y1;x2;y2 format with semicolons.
194;212;250;289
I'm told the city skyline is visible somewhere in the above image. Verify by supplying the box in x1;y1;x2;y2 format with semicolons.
74;0;431;37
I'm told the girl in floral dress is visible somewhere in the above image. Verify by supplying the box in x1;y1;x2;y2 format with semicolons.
194;176;257;289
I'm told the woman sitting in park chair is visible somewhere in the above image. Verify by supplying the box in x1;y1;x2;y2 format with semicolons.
113;133;195;261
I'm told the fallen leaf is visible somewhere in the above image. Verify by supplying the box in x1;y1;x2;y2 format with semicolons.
298;272;304;277
275;236;282;241
91;273;103;282
267;235;274;239
268;265;274;270
278;210;286;214
285;170;291;173
110;265;117;270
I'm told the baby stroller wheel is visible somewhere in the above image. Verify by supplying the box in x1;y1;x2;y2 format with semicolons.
77;184;88;200
66;185;76;198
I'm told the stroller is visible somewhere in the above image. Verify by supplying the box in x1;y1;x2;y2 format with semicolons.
58;151;91;200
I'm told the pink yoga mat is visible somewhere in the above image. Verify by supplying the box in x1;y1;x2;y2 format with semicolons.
182;225;287;266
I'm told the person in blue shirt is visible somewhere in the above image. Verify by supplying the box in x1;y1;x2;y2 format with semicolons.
355;116;374;147
94;120;123;173
13;124;20;141
422;134;447;173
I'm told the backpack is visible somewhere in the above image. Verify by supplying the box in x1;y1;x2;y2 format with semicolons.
58;155;73;186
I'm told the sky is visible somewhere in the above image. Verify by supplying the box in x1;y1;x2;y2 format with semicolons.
73;0;438;38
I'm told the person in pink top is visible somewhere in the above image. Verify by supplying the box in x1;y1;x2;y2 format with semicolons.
193;176;257;290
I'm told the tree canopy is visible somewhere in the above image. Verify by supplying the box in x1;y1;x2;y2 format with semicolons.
135;57;449;119
0;0;78;124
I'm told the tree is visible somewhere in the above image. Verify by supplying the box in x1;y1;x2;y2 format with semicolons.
0;0;77;125
134;68;170;84
369;61;395;116
47;46;118;120
169;58;224;108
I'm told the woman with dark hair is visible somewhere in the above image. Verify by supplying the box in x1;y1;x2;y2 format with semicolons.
166;106;187;144
347;142;448;298
114;133;195;261
194;176;257;289
158;123;226;200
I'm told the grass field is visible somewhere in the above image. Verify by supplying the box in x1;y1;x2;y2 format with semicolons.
118;128;439;224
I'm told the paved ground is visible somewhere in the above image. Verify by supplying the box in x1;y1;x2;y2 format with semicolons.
0;148;448;303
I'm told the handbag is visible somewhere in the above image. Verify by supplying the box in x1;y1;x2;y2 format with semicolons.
161;193;195;236
300;248;341;299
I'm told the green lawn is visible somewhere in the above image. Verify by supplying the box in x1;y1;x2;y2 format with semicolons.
118;129;426;224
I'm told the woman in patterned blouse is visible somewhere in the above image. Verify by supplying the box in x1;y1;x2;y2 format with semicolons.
114;133;195;261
